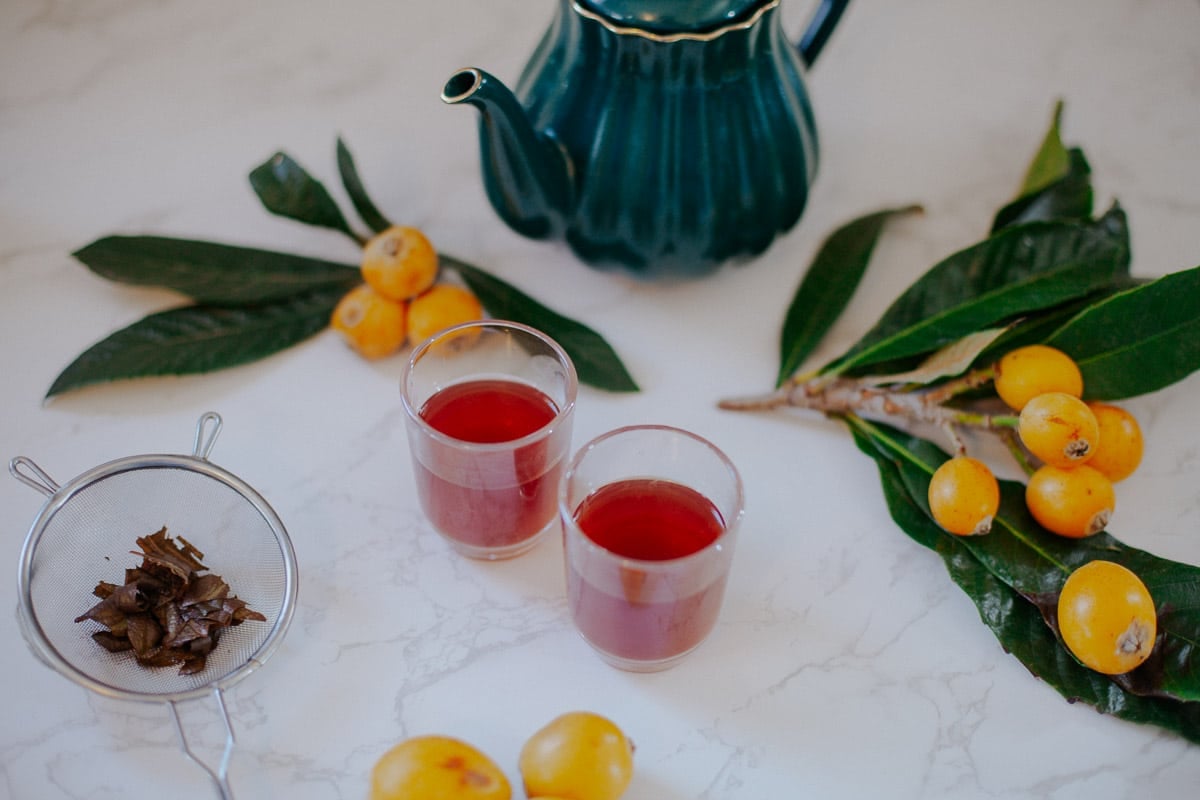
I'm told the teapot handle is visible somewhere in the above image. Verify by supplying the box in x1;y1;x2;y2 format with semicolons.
796;0;851;67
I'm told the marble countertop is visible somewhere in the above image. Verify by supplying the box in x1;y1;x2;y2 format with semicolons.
3;1;1200;797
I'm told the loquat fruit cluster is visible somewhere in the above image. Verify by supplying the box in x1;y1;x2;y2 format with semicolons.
330;225;484;360
369;711;634;800
928;345;1144;540
927;345;1156;676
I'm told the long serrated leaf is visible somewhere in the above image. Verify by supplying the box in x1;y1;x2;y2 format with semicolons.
1019;99;1070;196
46;287;346;398
858;438;1200;742
336;138;394;235
249;151;361;244
850;417;1200;703
878;429;1200;694
828;206;1130;376
992;147;1093;233
777;205;921;386
975;278;1147;367
72;236;361;305
859;325;1010;387
441;255;638;393
992;102;1091;232
1045;265;1200;400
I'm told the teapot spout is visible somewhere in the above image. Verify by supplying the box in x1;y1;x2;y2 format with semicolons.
442;68;573;240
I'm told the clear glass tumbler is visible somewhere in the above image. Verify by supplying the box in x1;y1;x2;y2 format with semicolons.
401;320;577;559
559;425;744;671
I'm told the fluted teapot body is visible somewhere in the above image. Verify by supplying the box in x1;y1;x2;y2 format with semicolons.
443;0;850;279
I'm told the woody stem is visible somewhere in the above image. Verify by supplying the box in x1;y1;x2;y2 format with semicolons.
721;377;1016;428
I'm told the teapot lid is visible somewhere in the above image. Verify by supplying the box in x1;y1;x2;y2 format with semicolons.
577;0;767;34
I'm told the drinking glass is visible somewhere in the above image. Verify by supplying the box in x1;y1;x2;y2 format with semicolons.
401;320;577;559
559;425;744;671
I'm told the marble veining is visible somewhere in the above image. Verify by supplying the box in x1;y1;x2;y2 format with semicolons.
3;1;1200;798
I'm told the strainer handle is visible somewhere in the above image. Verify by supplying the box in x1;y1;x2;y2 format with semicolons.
9;456;59;496
171;687;236;799
193;412;223;460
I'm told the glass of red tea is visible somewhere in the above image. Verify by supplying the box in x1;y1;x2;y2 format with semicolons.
559;425;744;671
400;320;577;560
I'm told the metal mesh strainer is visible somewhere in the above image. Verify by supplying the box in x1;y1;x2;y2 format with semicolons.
10;412;298;799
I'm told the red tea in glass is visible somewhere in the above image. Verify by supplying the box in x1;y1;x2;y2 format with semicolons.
560;426;743;671
415;378;562;552
401;321;577;560
568;479;727;663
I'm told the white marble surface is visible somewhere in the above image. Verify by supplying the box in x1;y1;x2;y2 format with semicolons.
3;1;1200;798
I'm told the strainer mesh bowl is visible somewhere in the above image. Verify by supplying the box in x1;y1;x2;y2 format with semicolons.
24;462;292;698
12;413;297;798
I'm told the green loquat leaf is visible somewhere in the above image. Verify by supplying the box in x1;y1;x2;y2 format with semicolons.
249;151;362;244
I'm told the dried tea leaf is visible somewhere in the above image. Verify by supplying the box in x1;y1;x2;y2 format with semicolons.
182;573;229;606
74;584;142;627
155;602;183;641
125;614;163;656
138;647;188;669
91;631;133;653
164;618;215;648
135;527;205;579
232;603;267;623
76;527;263;676
179;655;208;675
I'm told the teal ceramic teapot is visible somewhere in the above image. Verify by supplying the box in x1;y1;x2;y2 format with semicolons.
442;0;851;279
